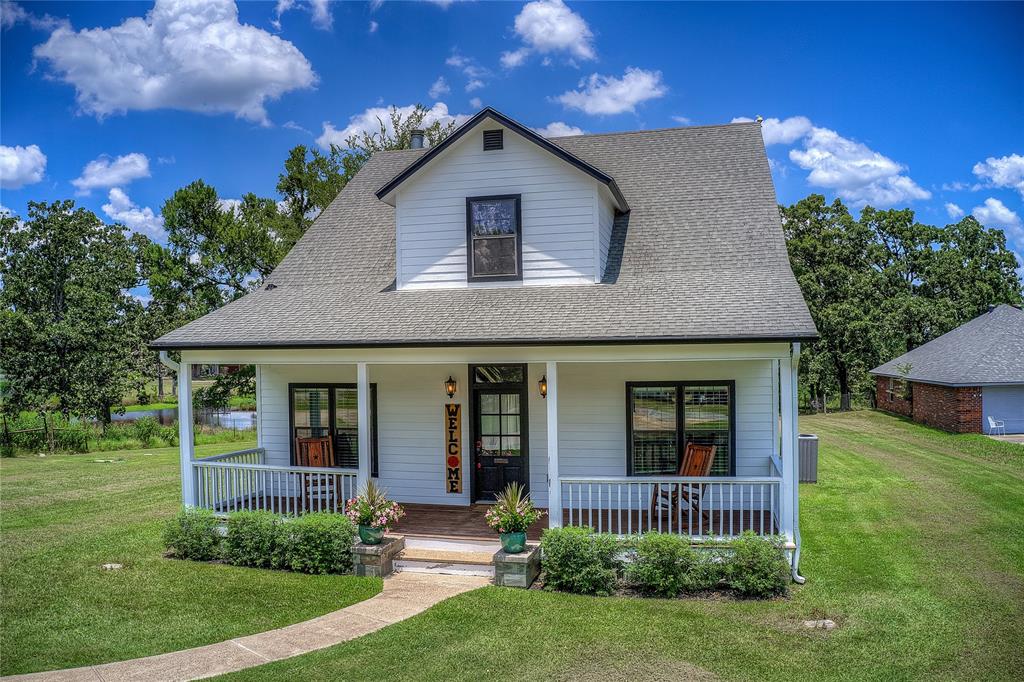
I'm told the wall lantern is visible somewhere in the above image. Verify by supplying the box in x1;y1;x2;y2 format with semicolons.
444;376;458;399
538;375;548;399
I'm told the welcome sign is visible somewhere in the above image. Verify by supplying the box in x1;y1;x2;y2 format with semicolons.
444;403;462;494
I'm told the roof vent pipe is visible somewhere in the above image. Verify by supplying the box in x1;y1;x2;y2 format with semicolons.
410;130;425;149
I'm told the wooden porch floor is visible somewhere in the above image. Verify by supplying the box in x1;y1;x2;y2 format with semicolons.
216;497;776;540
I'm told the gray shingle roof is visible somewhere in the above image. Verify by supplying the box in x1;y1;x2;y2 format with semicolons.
870;304;1024;386
153;120;817;349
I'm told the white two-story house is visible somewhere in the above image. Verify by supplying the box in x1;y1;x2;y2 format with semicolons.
152;108;817;579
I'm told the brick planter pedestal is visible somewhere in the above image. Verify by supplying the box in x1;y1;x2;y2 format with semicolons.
352;536;405;578
493;544;540;588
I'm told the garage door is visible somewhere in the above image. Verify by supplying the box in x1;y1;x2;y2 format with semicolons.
982;385;1024;434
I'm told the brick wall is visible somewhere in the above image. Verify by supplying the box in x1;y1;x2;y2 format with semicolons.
876;376;982;433
876;376;913;417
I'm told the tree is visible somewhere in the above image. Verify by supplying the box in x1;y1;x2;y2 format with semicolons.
781;195;884;410
0;201;146;423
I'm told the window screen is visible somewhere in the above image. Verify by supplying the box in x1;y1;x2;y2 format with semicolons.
467;196;520;279
627;383;734;476
290;384;377;474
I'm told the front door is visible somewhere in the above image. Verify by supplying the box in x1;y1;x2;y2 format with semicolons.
471;365;529;501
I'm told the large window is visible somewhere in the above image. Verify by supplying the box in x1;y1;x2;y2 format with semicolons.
290;383;378;474
466;194;521;281
626;382;734;476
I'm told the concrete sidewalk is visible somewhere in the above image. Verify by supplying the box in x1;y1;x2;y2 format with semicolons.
5;572;490;682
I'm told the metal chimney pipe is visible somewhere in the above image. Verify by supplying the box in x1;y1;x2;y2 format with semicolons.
410;130;425;149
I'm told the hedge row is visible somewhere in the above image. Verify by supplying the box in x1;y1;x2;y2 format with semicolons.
163;508;356;575
540;527;790;599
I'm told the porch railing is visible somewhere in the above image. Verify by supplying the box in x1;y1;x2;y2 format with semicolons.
192;448;358;515
559;476;782;538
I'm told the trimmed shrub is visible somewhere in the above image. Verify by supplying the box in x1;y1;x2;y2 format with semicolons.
163;508;221;561
724;531;790;598
278;513;356;575
224;511;281;568
540;526;621;596
626;532;700;597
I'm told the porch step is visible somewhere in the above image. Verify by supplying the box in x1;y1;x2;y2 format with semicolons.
397;547;495;565
394;559;495;578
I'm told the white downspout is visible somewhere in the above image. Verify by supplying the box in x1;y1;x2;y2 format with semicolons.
158;350;179;373
790;342;806;584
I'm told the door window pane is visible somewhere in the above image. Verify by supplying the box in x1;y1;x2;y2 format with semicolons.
630;386;677;475
481;415;501;435
501;436;521;456
481;435;500;454
501;393;520;414
501;415;520;435
480;393;499;413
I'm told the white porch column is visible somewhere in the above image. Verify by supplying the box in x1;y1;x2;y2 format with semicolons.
356;362;371;492
778;348;796;541
546;361;562;528
254;364;263;449
178;362;196;507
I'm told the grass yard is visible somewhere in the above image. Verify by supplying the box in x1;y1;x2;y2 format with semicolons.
216;411;1024;682
0;441;381;676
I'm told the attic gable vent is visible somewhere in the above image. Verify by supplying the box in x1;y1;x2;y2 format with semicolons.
483;129;503;151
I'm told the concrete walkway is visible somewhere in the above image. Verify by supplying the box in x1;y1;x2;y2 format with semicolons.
5;572;490;682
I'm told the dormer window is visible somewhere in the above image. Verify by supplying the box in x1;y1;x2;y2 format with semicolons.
466;194;522;281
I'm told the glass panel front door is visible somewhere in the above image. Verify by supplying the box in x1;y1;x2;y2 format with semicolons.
471;364;529;502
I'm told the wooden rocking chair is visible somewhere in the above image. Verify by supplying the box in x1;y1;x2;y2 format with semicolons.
294;436;336;511
650;443;717;526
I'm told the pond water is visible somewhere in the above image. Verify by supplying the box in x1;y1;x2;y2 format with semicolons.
111;408;256;429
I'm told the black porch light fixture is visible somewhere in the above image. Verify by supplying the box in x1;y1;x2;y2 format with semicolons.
444;376;458;398
539;375;548;399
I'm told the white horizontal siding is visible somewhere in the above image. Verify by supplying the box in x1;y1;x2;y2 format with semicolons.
257;359;777;510
396;125;602;289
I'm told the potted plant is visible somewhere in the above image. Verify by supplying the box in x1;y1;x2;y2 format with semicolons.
485;482;543;554
345;481;404;545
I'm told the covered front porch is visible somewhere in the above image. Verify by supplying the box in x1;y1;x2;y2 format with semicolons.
171;342;801;545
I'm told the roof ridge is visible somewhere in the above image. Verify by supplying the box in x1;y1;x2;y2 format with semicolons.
551;121;760;140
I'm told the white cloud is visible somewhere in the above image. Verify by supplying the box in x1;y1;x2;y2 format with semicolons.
945;202;965;219
71;153;150;194
445;50;490;91
789;126;930;206
102;188;165;238
500;48;530;69
504;0;595;68
34;0;316;126
556;67;666;115
273;0;332;30
533;121;585;138
972;153;1024;199
972;197;1022;234
0;143;46;189
217;198;242;214
732;115;813;146
282;120;311;135
1;1;67;31
469;97;482;109
316;102;470;150
368;20;378;33
428;76;450;99
671;115;692;125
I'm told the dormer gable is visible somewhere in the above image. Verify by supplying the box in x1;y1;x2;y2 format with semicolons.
377;108;627;291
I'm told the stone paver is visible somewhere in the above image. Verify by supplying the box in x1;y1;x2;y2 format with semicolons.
4;572;489;682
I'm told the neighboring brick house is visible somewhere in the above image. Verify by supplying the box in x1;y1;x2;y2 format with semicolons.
871;304;1024;434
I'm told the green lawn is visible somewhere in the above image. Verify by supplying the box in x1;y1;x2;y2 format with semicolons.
0;441;381;676
217;411;1024;682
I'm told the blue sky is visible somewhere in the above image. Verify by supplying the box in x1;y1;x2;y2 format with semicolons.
2;0;1022;274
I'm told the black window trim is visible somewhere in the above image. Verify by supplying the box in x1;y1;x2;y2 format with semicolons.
288;382;379;476
625;380;736;477
465;194;523;283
